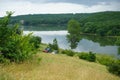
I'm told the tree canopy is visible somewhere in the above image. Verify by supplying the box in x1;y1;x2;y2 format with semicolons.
0;12;41;63
67;19;81;49
9;11;120;36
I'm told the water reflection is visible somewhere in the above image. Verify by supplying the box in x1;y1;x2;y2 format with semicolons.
78;35;117;46
118;47;120;54
24;31;119;57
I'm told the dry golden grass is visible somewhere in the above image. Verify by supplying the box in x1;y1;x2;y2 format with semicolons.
0;53;120;80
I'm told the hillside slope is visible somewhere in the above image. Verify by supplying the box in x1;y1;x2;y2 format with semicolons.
10;11;120;25
0;53;120;80
9;11;120;36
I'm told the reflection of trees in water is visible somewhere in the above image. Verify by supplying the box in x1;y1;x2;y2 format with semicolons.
78;35;117;46
67;19;81;49
67;34;82;49
78;35;120;55
115;36;120;55
117;47;120;55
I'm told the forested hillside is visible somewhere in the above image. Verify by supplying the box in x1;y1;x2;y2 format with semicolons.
10;11;120;36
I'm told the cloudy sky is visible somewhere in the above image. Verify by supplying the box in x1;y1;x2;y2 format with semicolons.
0;0;120;17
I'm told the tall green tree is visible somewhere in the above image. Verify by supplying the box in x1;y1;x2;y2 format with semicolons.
67;19;81;49
52;38;59;50
0;12;40;63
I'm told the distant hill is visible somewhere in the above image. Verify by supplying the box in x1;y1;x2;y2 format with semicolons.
10;11;120;36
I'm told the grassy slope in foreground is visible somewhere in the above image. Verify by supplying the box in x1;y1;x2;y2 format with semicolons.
0;52;120;80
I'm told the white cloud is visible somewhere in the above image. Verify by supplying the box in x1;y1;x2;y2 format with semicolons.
0;0;120;17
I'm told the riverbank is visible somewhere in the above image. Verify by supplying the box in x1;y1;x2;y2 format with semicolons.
24;30;119;38
24;31;119;58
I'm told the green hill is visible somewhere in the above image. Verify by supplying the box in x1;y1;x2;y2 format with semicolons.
9;11;120;36
11;11;120;30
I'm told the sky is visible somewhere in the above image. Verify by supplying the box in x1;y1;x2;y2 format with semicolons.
0;0;120;17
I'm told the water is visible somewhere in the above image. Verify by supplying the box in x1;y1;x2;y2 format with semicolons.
24;31;120;58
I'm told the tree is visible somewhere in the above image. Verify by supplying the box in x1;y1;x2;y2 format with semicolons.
52;38;59;50
48;38;59;52
0;12;38;63
30;36;41;49
115;36;120;46
83;22;96;33
67;19;81;49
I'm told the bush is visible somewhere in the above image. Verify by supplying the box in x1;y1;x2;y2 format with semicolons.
61;50;67;54
1;30;35;63
88;52;96;62
30;36;41;49
96;54;115;66
78;52;96;62
48;38;59;53
66;50;75;56
108;60;120;76
78;52;88;60
61;49;75;57
0;12;37;63
0;54;10;65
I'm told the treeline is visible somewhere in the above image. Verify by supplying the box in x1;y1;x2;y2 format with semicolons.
10;11;120;36
82;21;120;36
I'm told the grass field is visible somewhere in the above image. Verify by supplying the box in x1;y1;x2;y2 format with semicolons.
0;51;120;80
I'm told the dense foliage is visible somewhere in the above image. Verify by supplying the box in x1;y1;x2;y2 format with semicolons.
96;54;115;66
30;36;41;49
78;52;96;62
9;11;120;36
0;12;41;63
48;38;59;53
61;49;75;57
67;19;81;49
115;36;120;46
108;60;120;76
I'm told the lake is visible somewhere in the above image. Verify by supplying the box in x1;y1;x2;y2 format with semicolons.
24;31;120;58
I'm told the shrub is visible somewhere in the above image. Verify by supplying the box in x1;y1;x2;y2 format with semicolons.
88;52;96;62
0;54;10;65
78;52;88;60
1;30;35;63
78;52;96;62
96;54;115;66
0;12;37;63
61;49;75;57
108;60;120;76
30;36;41;49
61;50;67;54
66;50;75;56
48;38;59;53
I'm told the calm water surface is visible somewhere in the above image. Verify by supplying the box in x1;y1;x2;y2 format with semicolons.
24;31;119;58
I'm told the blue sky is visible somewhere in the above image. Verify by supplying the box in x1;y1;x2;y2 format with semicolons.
0;0;120;17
